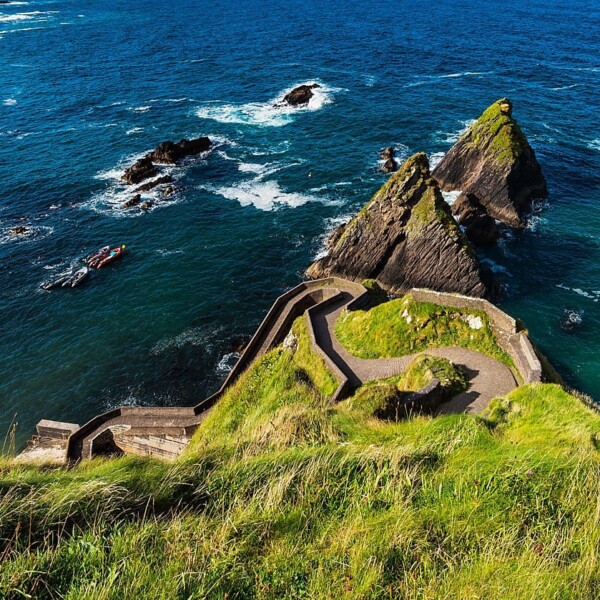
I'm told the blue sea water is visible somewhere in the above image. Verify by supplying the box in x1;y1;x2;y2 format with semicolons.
1;0;600;446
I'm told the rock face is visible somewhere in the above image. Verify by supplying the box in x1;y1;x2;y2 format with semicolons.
122;157;159;185
147;137;211;164
432;98;547;228
121;137;211;184
307;153;489;298
380;146;398;173
278;84;320;107
133;175;174;193
452;193;500;245
122;194;141;209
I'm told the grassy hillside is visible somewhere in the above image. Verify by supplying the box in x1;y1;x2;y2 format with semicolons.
1;318;599;598
335;293;513;367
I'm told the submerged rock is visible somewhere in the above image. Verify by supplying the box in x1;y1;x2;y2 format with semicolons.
122;157;159;185
122;194;142;209
432;98;547;228
380;146;398;173
10;225;28;236
133;175;174;193
307;153;490;298
452;193;500;245
277;84;320;107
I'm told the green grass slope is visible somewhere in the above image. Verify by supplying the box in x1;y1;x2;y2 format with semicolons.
1;320;599;598
335;293;513;367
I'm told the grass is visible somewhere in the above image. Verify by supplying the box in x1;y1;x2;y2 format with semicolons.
1;323;600;597
467;98;528;166
335;293;514;367
345;354;468;420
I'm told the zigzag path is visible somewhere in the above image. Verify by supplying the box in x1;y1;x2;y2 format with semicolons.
38;278;518;462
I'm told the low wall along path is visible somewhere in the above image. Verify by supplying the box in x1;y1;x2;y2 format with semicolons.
26;278;542;463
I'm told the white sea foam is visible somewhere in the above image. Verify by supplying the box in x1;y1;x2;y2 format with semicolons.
149;97;190;104
587;139;600;152
441;190;461;206
156;248;184;257
0;224;53;245
84;172;182;218
2;98;16;106
313;214;354;260
557;284;600;302
429;151;445;170
196;81;338;127
438;71;490;78
129;105;151;113
126;127;144;135
213;179;327;211
434;119;475;145
405;72;491;88
217;351;240;374
551;84;578;91
0;10;57;23
151;326;224;355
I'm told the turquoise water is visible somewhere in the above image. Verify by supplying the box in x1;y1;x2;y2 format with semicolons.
2;0;600;445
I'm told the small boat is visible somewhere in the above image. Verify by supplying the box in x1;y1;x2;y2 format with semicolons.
86;246;110;268
41;272;72;290
70;267;89;288
96;245;125;269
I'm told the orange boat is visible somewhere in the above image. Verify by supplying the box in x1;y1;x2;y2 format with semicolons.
97;245;125;269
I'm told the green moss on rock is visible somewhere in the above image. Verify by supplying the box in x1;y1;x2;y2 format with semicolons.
468;98;528;166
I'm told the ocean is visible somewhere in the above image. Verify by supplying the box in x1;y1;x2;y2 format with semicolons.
1;0;600;446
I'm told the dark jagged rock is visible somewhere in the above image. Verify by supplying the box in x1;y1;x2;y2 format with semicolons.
122;137;211;185
452;193;500;245
432;98;547;227
122;157;159;185
380;146;398;173
140;200;153;210
277;84;320;107
147;137;211;164
163;186;177;197
307;153;490;298
122;194;142;209
133;175;174;193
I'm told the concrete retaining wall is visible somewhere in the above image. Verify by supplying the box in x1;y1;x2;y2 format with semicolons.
509;333;543;384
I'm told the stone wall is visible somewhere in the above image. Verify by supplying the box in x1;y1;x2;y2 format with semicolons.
410;288;542;384
410;288;517;334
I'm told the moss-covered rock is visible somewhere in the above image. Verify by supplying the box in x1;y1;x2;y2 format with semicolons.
433;98;547;228
308;153;491;297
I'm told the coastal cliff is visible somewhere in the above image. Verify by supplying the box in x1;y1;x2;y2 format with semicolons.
307;153;489;297
432;98;547;228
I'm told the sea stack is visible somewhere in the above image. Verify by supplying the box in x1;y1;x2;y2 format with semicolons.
432;98;547;228
277;84;320;107
380;146;399;173
307;153;490;298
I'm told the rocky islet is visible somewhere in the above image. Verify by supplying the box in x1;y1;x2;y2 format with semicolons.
432;98;547;229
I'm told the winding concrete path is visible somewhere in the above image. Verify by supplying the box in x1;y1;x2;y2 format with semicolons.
54;277;519;462
311;288;517;414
